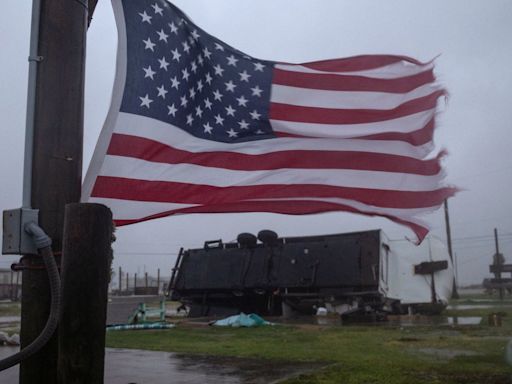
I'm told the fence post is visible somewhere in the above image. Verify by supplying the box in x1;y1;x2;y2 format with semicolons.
157;268;160;295
57;203;112;384
118;266;122;294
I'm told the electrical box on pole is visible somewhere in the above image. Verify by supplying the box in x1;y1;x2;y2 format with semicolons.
2;209;39;255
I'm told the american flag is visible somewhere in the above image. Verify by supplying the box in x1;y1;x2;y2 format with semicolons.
83;0;457;242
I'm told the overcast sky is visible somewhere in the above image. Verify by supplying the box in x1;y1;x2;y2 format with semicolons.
1;0;511;285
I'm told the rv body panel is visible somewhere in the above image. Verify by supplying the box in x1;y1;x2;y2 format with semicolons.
383;237;453;305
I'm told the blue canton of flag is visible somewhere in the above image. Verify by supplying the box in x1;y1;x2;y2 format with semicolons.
120;1;274;143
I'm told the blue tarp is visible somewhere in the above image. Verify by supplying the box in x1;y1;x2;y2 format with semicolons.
211;313;272;327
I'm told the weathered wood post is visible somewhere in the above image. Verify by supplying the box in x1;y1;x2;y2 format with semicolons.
57;203;112;384
10;271;14;301
118;266;122;294
13;271;19;301
157;268;160;295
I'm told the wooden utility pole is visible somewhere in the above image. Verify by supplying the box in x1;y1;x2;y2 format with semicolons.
58;204;112;384
493;228;504;300
443;199;459;299
20;1;88;382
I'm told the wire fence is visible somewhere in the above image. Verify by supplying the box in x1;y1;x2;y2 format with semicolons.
109;267;170;296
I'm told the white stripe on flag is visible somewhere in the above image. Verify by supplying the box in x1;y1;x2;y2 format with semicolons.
271;83;443;110
114;112;434;159
99;155;447;192
270;109;435;140
275;62;435;79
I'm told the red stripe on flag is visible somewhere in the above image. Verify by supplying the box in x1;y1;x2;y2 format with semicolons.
270;90;445;125
113;199;430;242
92;176;457;209
299;54;426;73
360;118;436;146
107;133;442;175
272;68;435;93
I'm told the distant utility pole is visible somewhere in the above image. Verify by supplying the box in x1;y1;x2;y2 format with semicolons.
443;199;459;299
493;228;504;300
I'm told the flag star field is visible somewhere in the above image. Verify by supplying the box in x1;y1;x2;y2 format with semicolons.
120;1;274;143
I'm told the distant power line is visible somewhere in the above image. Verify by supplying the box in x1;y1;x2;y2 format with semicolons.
452;233;512;242
388;233;512;243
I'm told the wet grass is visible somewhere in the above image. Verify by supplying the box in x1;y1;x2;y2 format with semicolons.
106;293;512;384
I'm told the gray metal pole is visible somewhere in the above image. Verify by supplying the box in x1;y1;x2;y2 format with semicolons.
22;0;42;208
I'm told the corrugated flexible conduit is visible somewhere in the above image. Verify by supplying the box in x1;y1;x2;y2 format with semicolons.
0;222;61;372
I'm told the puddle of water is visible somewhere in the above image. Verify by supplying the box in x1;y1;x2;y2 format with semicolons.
447;317;482;325
273;315;342;326
0;347;323;384
275;315;482;327
506;340;512;366
447;304;512;310
416;347;480;359
0;346;19;382
388;316;481;326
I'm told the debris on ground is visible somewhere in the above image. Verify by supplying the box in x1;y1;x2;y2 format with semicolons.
107;322;175;331
0;331;20;346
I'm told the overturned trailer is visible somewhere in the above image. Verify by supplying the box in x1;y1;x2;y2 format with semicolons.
169;230;453;317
